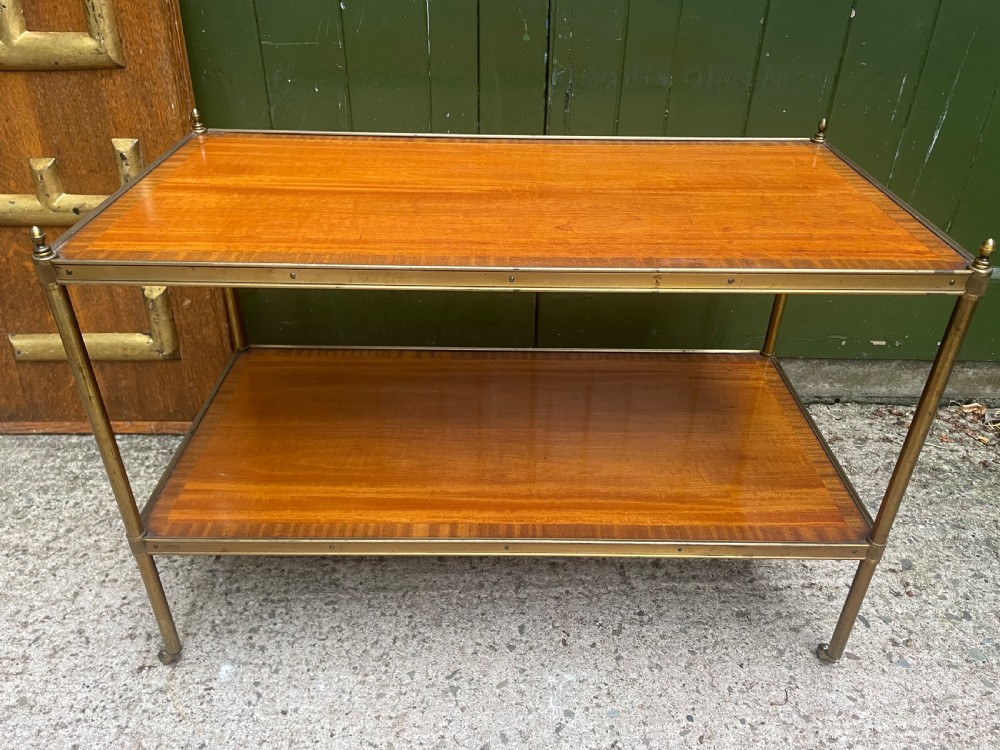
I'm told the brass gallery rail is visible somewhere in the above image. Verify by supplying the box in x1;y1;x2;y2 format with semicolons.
29;115;994;665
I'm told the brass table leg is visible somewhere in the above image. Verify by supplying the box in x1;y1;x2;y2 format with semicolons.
30;227;183;664
818;240;995;662
761;293;788;357
222;288;248;351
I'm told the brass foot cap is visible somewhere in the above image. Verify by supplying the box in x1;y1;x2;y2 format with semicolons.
158;648;182;665
815;643;839;663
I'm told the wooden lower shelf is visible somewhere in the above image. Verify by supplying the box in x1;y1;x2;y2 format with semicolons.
141;348;871;559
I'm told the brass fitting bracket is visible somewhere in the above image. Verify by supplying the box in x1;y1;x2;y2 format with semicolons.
865;539;886;563
965;239;995;299
0;0;124;70
9;285;180;360
811;118;828;144
0;139;140;227
126;535;148;558
9;144;182;362
0;157;106;227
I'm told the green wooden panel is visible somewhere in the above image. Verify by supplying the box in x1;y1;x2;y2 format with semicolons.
664;0;768;136
428;0;479;133
478;0;549;134
829;0;940;182
615;0;682;136
546;1;628;135
949;96;1000;362
745;0;853;137
255;0;351;131
177;0;271;128
535;294;773;350
888;2;1000;226
339;0;431;131
958;284;1000;361
240;290;536;348
537;293;999;360
780;296;955;360
789;294;999;361
950;93;1000;249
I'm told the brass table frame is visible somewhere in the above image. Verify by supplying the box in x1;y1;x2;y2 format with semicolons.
29;118;994;665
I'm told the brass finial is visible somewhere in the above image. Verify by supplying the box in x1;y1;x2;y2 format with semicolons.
973;238;996;272
30;226;54;260
191;108;206;134
811;118;828;144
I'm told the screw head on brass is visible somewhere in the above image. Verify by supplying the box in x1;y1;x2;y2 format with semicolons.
30;226;54;260
191;108;207;134
811;118;828;144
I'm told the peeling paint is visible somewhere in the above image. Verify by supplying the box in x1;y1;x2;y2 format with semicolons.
919;32;977;185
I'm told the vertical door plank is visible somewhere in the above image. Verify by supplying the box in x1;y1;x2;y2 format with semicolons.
829;0;940;182
950;101;1000;250
664;0;768;136
177;0;271;128
546;0;629;135
616;0;682;136
255;0;352;131
745;0;854;137
947;83;1000;362
887;2;1000;227
479;0;549;134
428;0;479;133
340;0;431;131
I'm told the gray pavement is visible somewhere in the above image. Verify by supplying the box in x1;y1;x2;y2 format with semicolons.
1;404;998;749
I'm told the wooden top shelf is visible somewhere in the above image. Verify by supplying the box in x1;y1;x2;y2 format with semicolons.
51;132;970;293
143;348;870;558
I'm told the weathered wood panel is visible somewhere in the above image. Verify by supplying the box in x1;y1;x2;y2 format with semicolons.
339;0;431;131
664;1;768;136
887;2;1000;227
615;0;682;136
428;0;479;133
479;0;549;134
829;0;940;183
745;0;854;137
256;0;351;131
546;1;629;135
178;0;270;128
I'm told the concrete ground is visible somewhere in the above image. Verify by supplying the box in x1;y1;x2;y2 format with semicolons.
1;404;998;749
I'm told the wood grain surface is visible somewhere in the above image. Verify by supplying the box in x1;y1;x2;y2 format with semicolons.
58;133;964;272
0;0;232;426
144;348;869;544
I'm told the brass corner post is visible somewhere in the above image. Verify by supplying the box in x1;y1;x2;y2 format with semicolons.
191;108;206;135
811;118;828;144
223;288;248;351
818;238;994;663
761;294;788;357
30;227;182;665
29;225;53;260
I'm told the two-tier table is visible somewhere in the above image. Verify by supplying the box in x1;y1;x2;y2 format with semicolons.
30;120;993;664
